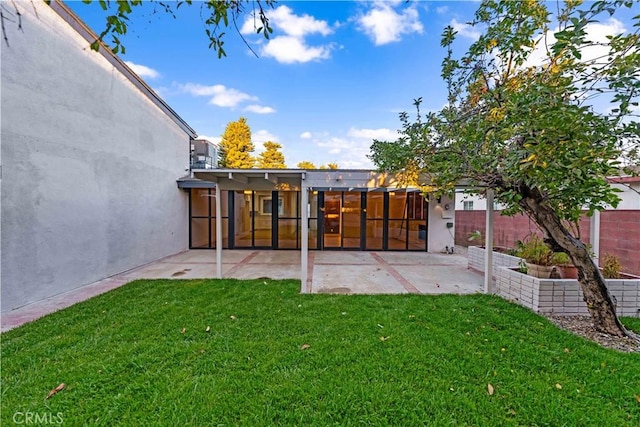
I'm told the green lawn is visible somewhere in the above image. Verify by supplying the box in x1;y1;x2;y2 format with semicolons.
2;279;639;425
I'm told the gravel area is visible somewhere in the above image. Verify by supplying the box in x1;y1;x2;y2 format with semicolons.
546;315;640;353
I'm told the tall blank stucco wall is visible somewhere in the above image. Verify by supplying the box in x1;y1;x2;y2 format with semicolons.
1;3;189;312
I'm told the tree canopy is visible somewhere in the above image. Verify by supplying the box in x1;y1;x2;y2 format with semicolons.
296;161;317;169
370;0;639;337
257;141;286;169
296;161;339;169
219;117;255;168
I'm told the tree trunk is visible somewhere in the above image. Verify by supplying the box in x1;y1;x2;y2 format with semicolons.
519;195;631;338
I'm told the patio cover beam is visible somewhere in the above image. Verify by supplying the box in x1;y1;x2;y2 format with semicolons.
227;172;249;184
215;183;223;279
484;189;494;294
590;210;601;263
301;184;309;293
264;172;278;184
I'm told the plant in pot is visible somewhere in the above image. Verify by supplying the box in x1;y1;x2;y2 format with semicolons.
601;253;622;279
519;236;554;278
552;252;578;279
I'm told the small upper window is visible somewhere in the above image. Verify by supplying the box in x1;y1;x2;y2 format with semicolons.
463;201;474;211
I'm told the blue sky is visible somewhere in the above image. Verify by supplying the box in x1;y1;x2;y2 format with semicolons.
66;1;637;169
66;0;483;168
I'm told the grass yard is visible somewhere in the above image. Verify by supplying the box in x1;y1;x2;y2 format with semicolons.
2;279;639;425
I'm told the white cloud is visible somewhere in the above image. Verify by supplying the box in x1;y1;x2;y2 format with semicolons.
254;5;332;38
307;127;399;168
125;61;160;79
300;131;312;139
261;36;332;63
450;19;481;41
242;5;336;64
244;105;276;114
357;3;423;46
196;135;222;145
347;127;400;141
525;18;627;68
179;83;258;108
436;6;449;15
253;129;280;147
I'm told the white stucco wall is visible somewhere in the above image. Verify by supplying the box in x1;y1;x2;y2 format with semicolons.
1;2;190;312
611;183;640;209
428;194;456;252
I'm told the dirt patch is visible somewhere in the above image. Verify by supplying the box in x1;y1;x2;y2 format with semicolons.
545;315;640;353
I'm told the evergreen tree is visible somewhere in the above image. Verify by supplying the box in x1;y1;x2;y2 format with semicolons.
257;141;286;169
218;117;255;168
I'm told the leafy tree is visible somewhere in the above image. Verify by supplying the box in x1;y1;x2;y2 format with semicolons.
370;0;639;337
219;117;255;168
75;0;275;57
257;141;286;169
297;161;317;169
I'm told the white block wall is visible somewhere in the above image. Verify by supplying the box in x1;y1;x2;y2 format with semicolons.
468;246;522;277
496;267;640;317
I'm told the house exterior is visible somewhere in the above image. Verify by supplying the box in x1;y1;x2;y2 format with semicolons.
179;169;455;252
1;1;455;313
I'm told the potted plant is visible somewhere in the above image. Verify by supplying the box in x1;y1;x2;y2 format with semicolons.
519;235;554;278
552;252;578;279
601;253;621;279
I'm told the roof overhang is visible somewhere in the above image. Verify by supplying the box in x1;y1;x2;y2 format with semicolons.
177;169;435;192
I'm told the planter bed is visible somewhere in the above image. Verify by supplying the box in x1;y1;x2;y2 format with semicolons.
496;266;640;317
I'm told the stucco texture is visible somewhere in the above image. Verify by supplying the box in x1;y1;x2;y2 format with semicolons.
1;2;190;311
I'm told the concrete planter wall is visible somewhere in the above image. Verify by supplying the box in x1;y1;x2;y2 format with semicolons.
496;267;640;317
468;245;522;277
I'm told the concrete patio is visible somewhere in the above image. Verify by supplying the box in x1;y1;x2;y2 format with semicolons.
1;249;483;332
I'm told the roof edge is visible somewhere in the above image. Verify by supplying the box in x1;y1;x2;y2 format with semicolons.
50;0;197;138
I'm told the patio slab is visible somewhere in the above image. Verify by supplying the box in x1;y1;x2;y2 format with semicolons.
1;249;484;332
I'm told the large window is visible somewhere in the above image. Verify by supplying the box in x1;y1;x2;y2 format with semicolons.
365;192;384;250
278;191;299;249
189;189;427;251
190;188;229;248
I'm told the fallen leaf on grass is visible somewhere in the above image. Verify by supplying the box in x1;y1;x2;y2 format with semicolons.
205;326;210;333
487;384;494;396
379;336;391;341
45;383;65;400
300;344;311;350
564;348;570;353
230;315;237;320
635;395;640;403
180;327;186;334
555;383;562;390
